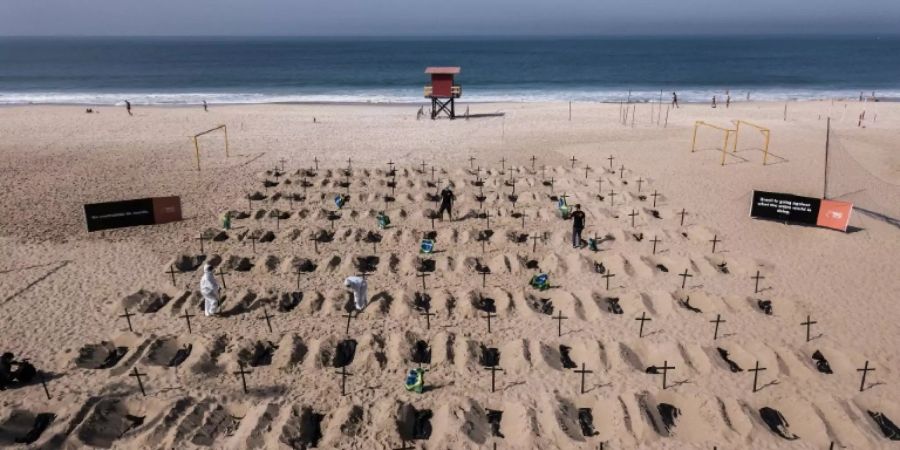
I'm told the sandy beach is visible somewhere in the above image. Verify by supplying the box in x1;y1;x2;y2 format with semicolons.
0;100;898;449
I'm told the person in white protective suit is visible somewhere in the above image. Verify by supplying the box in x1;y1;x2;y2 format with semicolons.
344;276;368;311
200;263;221;316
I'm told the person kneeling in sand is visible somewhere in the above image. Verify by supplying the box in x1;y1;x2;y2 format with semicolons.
344;276;368;311
200;263;221;316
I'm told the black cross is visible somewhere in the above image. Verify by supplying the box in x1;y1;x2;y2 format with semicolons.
336;365;352;396
656;360;675;390
650;236;661;255
520;212;527;229
629;209;638;227
294;266;304;290
541;165;546;180
603;272;615;290
347;157;352;171
313;156;319;171
570;156;577;168
574;363;593;394
500;157;506;171
275;214;282;230
417;272;429;291
181;310;195;334
480;270;490;288
234;361;251;394
510;178;516;195
548;177;555;193
310;237;319;253
651;190;660;207
469;156;476;168
482;211;491;230
597;178;603;195
679;269;693;289
130;367;148;396
752;271;765;294
431;165;436;180
420;160;427;174
678;208;687;226
38;371;51;400
749;361;766;393
196;233;208;254
260;307;274;333
247;193;253;209
484;311;496;333
166;265;178;286
279;157;287;172
531;155;537;169
857;360;875;392
484;365;503;392
636;177;644;192
481;238;488;254
531;234;542;252
710;314;725;340
635;312;651;338
608;190;617;206
619;164;626;179
559;192;569;205
342;310;355;335
801;315;817;342
709;234;721;253
387;160;395;173
607;155;615;169
553;310;568;337
420;308;436;330
248;234;258;253
120;308;135;332
584;165;590;179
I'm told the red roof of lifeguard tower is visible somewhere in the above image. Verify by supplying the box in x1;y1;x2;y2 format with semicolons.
425;67;460;75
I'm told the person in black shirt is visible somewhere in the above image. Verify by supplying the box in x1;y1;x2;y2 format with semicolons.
571;204;586;248
125;100;132;116
437;186;455;220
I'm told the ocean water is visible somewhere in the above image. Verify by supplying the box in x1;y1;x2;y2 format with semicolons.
1;36;898;105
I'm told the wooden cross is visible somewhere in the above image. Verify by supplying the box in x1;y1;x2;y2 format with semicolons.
482;211;491;230
420;308;436;330
636;177;644;192
541;165;546;180
313;156;319;171
469;156;476;168
574;363;593;394
584;165;590;179
310;237;319;253
531;155;537;169
656;360;675;390
749;361;766;393
275;214;281;230
387;160;395;173
431;165;436;180
293;266;305;290
629;209;638;227
548;176;554;193
510;178;516;195
418;160;426;174
650;236;661;255
597;178;603;195
678;208;687;226
234;361;251;394
120;308;135;333
484;365;503;392
752;271;765;294
336;365;352;396
347;157;352;171
607;155;615;169
342;310;355;335
651;190;660;207
196;233;208;254
260;307;274;333
181;310;195;334
570;156;577;168
500;157;506;171
710;314;725;340
279;157;287;172
417;272;430;291
531;234;541;252
247;193;253;209
519;212;527;229
679;269;693;289
553;310;568;337
608;190;617;206
857;360;874;392
288;194;294;209
709;234;721;253
635;312;651;338
559;192;569;204
484;311;496;333
166;265;178;286
248;234;259;253
481;238;488;254
130;367;148;396
801;315;817;342
603;272;615;290
619;164;626;179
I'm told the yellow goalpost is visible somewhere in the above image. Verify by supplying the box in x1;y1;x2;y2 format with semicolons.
690;121;735;166
731;120;771;165
191;125;229;171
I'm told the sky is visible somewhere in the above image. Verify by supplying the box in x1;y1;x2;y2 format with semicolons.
2;0;899;36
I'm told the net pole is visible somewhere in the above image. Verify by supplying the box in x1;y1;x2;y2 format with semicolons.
690;122;699;152
223;125;230;157
763;130;770;166
824;117;830;198
193;137;201;171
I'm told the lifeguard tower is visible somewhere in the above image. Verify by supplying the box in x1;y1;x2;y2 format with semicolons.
424;67;462;119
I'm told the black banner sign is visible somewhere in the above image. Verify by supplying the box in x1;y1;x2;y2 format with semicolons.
84;197;181;232
750;190;820;225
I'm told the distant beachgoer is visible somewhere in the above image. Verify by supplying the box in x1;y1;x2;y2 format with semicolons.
200;263;220;316
671;92;678;108
711;96;717;108
571;204;586;248
344;276;368;311
125;100;132;116
203;100;208;112
437;185;455;220
726;94;731;108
